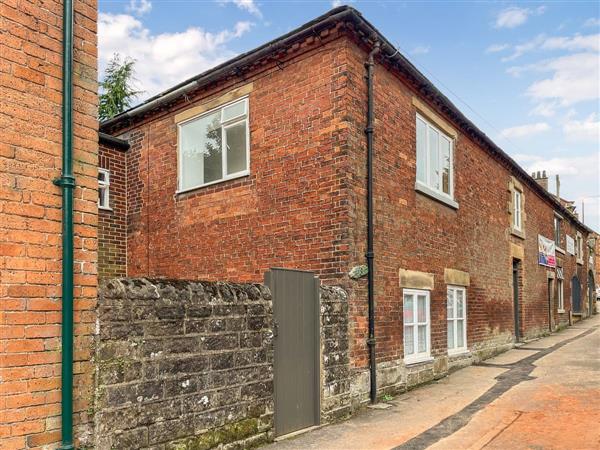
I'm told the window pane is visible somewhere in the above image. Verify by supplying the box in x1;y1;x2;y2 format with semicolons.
222;100;246;122
440;136;451;194
457;320;464;348
98;171;107;183
428;127;439;190
99;186;107;207
418;325;427;353
417;295;426;323
416;118;427;183
225;122;247;175
447;289;454;319
447;321;454;349
404;294;414;324
180;111;222;188
456;290;464;318
404;325;414;355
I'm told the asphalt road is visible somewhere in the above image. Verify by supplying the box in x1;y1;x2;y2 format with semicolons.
266;314;600;450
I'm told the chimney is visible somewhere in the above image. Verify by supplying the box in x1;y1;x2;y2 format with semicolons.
532;170;549;191
555;174;560;199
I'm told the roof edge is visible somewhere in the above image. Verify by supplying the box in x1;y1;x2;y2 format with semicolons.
99;132;129;151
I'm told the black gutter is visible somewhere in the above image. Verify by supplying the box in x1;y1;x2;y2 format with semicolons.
365;41;380;404
99;132;130;151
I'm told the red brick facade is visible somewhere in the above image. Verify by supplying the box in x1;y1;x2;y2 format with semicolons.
99;10;592;398
0;0;98;448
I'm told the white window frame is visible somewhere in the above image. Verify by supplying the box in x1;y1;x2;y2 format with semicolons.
447;286;467;355
177;97;250;193
98;168;111;210
513;189;523;231
415;113;456;206
557;278;564;312
403;289;431;364
576;232;584;264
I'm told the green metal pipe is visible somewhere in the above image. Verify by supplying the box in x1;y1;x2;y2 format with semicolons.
53;0;75;448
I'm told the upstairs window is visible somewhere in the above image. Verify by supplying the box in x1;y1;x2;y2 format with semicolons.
178;98;249;192
98;169;110;209
576;232;583;264
513;189;523;231
416;114;454;199
554;215;562;248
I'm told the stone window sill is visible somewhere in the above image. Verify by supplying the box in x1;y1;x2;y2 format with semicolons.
415;181;459;210
404;355;434;366
556;246;565;255
448;349;469;357
511;228;526;240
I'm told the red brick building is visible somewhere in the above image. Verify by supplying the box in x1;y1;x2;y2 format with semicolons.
99;6;593;405
0;0;98;448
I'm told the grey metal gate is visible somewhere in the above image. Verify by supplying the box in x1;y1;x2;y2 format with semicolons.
572;276;581;313
265;268;320;437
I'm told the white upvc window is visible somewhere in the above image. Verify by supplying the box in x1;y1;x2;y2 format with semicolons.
98;169;110;210
575;232;583;264
177;97;249;192
416;114;454;200
403;289;431;364
447;286;467;354
513;189;523;231
557;279;564;312
554;214;562;248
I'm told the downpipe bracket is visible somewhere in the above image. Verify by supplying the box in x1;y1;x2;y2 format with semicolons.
53;175;76;188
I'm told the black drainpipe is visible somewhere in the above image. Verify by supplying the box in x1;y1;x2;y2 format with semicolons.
365;41;380;404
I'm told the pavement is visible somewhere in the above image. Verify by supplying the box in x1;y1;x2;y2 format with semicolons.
266;315;600;450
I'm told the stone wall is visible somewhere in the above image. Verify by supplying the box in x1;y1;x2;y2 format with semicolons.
95;278;274;449
95;278;351;449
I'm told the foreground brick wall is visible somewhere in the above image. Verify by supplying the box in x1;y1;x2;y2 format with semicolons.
95;278;350;448
0;0;98;448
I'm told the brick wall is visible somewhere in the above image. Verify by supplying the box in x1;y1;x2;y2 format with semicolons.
98;141;127;279
0;0;98;448
95;278;350;448
342;37;590;396
107;30;353;285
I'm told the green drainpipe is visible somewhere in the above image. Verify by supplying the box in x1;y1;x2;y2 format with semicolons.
53;0;75;448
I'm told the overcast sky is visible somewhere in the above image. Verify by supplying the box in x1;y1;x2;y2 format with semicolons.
98;0;600;231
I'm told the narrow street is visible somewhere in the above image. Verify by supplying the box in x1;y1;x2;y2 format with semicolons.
267;315;600;450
